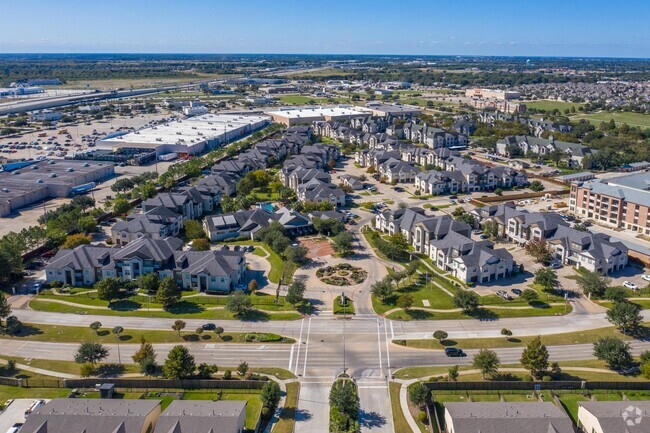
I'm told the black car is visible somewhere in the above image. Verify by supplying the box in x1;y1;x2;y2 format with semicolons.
202;323;216;331
445;348;466;357
511;289;522;296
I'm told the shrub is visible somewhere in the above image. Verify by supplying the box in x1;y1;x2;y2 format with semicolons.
417;411;428;424
223;370;232;380
542;375;552;382
523;375;533;382
261;406;272;419
80;363;96;377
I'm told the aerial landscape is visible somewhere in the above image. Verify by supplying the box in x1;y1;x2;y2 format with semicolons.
2;1;650;432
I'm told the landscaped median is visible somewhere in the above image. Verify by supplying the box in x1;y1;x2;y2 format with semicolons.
392;322;648;350
0;323;295;344
30;289;303;321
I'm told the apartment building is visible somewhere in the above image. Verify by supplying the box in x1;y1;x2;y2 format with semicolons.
570;171;650;235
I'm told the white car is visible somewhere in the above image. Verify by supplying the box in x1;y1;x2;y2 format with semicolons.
623;281;639;291
642;275;650;282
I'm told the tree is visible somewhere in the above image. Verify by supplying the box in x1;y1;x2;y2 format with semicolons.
456;213;476;227
196;363;217;378
74;342;109;365
136;273;160;294
521;289;539;303
534;268;558;291
163;345;196;379
453;291;479;314
226;291;253;316
89;321;102;334
192;238;211;251
132;336;156;364
371;277;392;300
482;220;499;240
61;233;92;249
641;359;650;380
237;361;249;377
448;365;459;381
184;220;205;240
5;316;22;335
576;270;611;298
214;327;224;340
172;320;186;336
96;277;121;304
433;330;448;343
284;245;308;264
248;279;258;294
384;233;409;260
606;301;642;335
529;180;545;192
594;336;632;370
525;239;553;263
195;327;204;338
473;349;500;379
112;197;131;216
408;382;429;409
112;326;124;364
332;231;354;256
286;280;306;305
156;276;181;309
520;336;549;379
604;287;627;303
78;216;98;234
261;380;281;410
501;328;513;341
0;295;11;328
397;293;414;311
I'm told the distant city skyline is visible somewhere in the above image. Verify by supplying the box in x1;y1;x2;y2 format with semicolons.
1;0;650;58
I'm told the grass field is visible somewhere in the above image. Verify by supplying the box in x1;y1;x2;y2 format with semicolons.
30;299;302;321
0;323;294;345
274;382;300;433
394;322;643;350
278;95;351;105
524;100;584;112
571;111;650;128
389;383;412;433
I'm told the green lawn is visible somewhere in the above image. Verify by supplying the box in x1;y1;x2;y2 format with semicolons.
333;295;355;315
278;95;351;105
0;386;71;406
389;383;412;433
524;100;584;112
571;111;650;129
557;393;589;424
1;323;294;344
30;299;302;321
386;303;570;321
394;323;642;350
216;240;285;283
274;382;300;433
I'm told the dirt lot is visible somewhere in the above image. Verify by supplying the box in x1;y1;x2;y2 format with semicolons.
299;237;335;259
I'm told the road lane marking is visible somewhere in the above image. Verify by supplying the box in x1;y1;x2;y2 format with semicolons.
302;316;312;377
293;318;305;375
376;319;383;373
384;318;391;369
288;344;295;371
390;321;394;340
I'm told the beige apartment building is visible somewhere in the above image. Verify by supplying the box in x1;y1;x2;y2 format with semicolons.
570;171;650;235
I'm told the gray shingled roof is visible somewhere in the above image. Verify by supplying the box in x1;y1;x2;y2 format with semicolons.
19;398;161;433
155;401;245;433
579;401;650;433
444;402;574;433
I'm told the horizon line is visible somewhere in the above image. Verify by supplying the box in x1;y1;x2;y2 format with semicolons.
1;52;650;60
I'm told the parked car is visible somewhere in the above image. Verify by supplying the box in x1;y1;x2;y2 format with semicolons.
642;275;650;282
496;290;512;300
445;348;466;357
511;289;522;296
479;234;489;239
201;323;216;331
549;262;563;269
623;281;639;291
30;282;43;294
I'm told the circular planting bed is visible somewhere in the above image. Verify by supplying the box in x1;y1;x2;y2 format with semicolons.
316;263;368;286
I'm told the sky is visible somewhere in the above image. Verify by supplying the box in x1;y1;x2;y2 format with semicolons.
1;0;649;58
